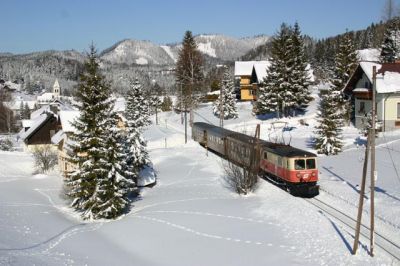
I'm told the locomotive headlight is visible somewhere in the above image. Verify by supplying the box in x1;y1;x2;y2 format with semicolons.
296;173;301;178
312;172;316;177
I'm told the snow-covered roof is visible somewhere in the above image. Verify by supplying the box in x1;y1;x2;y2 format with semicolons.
3;100;36;110
51;130;65;145
359;62;381;81
353;88;369;92
357;48;380;62
30;105;53;119
37;92;56;102
4;81;21;91
235;61;269;76
21;119;33;128
114;97;126;112
20;113;50;141
350;62;400;94
252;61;271;83
376;71;400;93
59;110;80;133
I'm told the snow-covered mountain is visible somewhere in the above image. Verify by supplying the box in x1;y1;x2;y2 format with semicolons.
100;39;175;65
100;34;271;65
193;34;270;61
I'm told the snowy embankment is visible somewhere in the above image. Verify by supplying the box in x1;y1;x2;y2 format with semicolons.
1;92;400;265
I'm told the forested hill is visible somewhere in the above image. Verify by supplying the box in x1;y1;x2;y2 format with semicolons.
241;20;388;80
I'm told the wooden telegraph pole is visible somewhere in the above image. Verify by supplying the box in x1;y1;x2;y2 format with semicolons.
352;131;370;254
352;66;377;256
219;79;224;128
370;66;377;257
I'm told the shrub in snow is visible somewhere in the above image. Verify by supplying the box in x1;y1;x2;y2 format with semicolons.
0;138;14;151
222;160;258;195
32;145;58;173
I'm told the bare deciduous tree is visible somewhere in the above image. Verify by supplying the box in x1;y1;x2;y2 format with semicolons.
32;145;58;173
222;160;258;195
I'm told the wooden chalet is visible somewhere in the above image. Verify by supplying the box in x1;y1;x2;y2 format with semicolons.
20;111;59;151
343;62;400;131
234;61;269;101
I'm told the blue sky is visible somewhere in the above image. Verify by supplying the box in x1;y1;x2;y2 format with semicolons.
1;0;389;54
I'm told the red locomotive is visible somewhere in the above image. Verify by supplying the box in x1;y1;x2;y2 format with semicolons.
192;122;319;197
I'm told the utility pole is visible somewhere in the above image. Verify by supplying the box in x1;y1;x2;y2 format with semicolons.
352;66;377;257
184;102;188;144
180;83;183;125
352;130;371;255
219;79;224;128
370;66;377;257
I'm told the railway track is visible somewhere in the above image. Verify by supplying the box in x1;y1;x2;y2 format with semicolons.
305;197;400;262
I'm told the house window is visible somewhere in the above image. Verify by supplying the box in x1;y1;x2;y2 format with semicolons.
359;101;365;113
364;81;370;88
50;130;55;137
398;103;400;118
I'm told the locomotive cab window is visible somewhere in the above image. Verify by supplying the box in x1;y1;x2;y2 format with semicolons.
294;159;305;170
306;159;316;169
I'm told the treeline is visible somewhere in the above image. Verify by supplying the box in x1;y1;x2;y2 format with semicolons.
242;20;388;81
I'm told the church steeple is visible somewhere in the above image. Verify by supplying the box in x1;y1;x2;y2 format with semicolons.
53;79;61;97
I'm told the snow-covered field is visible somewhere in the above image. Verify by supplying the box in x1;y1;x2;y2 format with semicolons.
1;91;400;265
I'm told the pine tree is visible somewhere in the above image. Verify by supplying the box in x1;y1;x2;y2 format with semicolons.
289;22;312;108
314;89;343;155
380;17;400;63
124;78;151;185
257;23;291;117
212;67;238;119
331;32;358;125
23;102;31;119
161;96;173;111
19;101;24;120
175;31;204;110
66;45;131;220
257;23;311;117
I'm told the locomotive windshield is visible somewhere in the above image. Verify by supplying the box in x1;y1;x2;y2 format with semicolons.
295;158;316;170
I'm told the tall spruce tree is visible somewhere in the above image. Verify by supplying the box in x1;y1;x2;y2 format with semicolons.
212;67;238;119
257;23;291;117
257;22;311;117
380;17;400;63
314;89;343;155
124;78;151;185
175;31;204;110
289;22;312;108
66;45;131;220
331;32;358;125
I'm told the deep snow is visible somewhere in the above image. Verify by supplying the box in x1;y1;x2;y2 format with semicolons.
0;89;399;265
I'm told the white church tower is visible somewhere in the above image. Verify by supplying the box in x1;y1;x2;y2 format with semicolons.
53;79;61;98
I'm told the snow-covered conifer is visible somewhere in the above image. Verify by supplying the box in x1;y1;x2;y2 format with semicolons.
330;32;358;125
314;89;343;155
212;68;238;119
289;22;312;108
66;45;131;219
257;22;311;117
380;17;400;63
124;79;151;184
257;24;291;116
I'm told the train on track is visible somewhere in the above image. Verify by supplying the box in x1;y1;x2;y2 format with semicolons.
192;122;319;197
